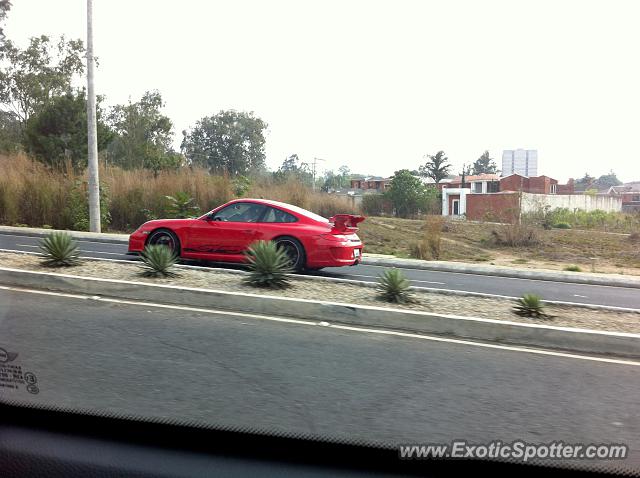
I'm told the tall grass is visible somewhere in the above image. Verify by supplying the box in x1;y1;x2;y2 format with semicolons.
411;215;443;260
0;154;358;232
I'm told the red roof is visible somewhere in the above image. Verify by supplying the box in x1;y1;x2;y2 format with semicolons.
449;173;500;183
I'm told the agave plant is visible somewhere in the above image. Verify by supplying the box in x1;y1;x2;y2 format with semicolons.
244;241;293;289
39;232;81;267
513;294;552;319
139;244;179;278
378;268;412;303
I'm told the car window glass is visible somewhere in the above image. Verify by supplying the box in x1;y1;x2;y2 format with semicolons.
262;207;298;223
213;203;265;222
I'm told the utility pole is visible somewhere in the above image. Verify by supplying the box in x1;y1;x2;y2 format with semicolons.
86;0;101;232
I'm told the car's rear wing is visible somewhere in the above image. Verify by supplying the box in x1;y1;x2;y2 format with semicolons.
328;214;366;232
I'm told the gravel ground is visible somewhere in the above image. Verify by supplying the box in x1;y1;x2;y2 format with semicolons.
1;252;639;334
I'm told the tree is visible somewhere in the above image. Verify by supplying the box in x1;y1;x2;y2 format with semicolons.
273;154;312;184
574;172;596;191
471;150;498;175
107;91;181;172
182;110;267;175
23;90;112;170
0;0;10;43
419;151;451;184
0;35;85;125
0;109;20;153
594;170;622;190
385;169;430;218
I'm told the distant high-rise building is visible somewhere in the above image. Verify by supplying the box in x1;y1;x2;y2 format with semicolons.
501;149;538;177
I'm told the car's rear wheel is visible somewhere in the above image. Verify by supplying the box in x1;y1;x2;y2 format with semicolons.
147;229;180;257
274;236;305;272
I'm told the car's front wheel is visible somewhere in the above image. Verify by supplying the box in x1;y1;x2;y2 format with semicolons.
147;229;181;257
274;236;305;272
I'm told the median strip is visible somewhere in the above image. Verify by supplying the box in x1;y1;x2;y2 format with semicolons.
0;251;638;359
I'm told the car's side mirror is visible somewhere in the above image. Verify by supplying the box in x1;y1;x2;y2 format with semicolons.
205;214;216;221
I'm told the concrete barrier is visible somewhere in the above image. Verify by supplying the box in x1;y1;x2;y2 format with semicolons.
0;267;638;360
362;257;640;289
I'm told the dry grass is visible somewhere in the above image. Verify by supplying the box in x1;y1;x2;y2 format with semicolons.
489;223;540;247
411;215;443;260
0;154;357;233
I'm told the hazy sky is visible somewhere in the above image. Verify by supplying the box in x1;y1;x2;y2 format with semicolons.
5;0;639;182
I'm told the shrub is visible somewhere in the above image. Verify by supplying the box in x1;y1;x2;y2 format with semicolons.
553;222;572;229
377;268;412;303
563;265;582;272
66;180;111;231
512;294;552;319
164;192;201;219
489;224;539;247
362;194;388;216
244;241;293;289
412;215;443;260
39;232;81;267
139;245;178;277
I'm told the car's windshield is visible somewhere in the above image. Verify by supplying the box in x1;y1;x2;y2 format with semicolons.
0;1;638;475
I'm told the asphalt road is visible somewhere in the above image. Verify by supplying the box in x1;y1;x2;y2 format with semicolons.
0;288;638;472
1;232;639;309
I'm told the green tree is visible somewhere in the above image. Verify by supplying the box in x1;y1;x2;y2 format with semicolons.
0;35;85;125
23;90;113;170
419;151;451;184
107;90;182;172
273;154;312;184
182;110;267;175
0;0;11;43
0;109;20;153
594;170;622;190
574;172;596;191
471;150;498;175
385;169;429;218
338;165;351;187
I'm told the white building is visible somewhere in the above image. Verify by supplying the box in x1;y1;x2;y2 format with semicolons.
501;149;538;177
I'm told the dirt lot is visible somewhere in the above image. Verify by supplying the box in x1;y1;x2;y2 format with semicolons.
358;216;640;276
1;251;638;334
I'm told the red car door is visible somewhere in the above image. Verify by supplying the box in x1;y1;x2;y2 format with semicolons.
183;202;266;261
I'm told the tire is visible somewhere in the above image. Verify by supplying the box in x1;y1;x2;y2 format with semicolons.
274;236;306;272
147;229;181;257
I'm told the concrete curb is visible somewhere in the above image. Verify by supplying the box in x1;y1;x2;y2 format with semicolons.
0;267;638;360
2;248;639;314
361;257;640;289
2;225;640;289
0;225;129;244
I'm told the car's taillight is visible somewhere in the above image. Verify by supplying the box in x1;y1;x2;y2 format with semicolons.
320;233;347;241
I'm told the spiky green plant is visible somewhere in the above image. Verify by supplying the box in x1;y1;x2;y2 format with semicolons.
244;241;293;289
164;192;201;219
378;268;412;303
513;294;551;319
139;244;178;277
39;232;81;267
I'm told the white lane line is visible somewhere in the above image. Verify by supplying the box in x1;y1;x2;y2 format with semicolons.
5;234;127;246
1;285;638;367
574;294;589;298
16;244;124;256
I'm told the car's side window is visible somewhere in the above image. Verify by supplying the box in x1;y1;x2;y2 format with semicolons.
213;203;266;223
261;207;298;223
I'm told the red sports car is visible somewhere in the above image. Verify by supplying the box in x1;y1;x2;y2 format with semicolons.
128;198;365;271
